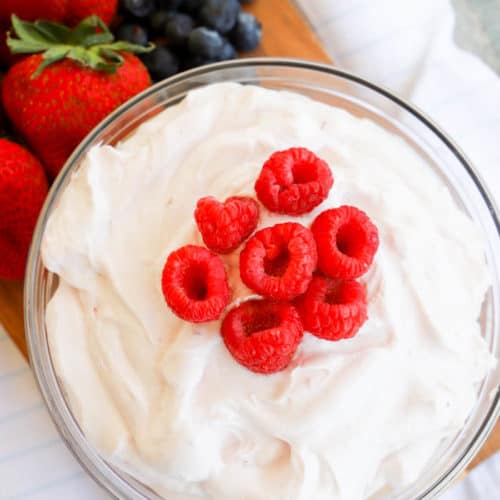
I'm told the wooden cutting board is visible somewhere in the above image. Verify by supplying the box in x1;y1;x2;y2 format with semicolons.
0;0;498;470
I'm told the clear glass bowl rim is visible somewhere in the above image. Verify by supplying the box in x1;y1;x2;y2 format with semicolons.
24;57;500;499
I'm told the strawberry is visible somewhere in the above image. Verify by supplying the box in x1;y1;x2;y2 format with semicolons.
0;138;48;280
0;1;118;67
0;1;67;24
0;1;67;67
2;15;153;178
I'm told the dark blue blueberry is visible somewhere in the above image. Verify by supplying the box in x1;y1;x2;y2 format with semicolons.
188;27;224;58
121;0;155;18
199;0;240;34
157;0;184;8
165;13;195;46
115;24;149;46
149;10;175;35
141;46;179;81
239;0;254;3
230;11;261;51
180;0;203;14
183;53;217;70
218;39;236;60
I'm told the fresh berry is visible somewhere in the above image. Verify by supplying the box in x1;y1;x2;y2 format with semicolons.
116;23;149;46
311;206;379;279
65;0;118;26
0;101;7;136
0;2;118;66
0;0;66;67
195;195;259;254
161;245;230;322
188;27;224;58
255;147;334;216
165;12;194;46
295;275;367;341
2;16;152;179
182;53;217;70
219;38;236;60
180;0;203;13
0;139;48;280
121;0;155;18
141;46;179;80
0;1;67;24
230;12;261;51
240;222;317;301
149;9;173;34
221;299;304;374
199;0;240;35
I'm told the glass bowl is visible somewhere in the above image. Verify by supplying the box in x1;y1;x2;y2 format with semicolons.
25;58;500;499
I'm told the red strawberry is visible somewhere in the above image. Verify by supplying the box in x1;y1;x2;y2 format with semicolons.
2;15;153;178
0;1;67;67
0;139;48;280
0;1;68;24
0;1;118;67
65;0;118;26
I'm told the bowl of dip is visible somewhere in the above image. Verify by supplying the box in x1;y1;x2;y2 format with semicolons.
25;59;500;500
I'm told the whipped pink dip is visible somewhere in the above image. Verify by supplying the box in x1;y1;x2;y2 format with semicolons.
42;83;494;499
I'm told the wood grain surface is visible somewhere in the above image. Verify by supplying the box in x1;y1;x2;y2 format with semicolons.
0;0;498;471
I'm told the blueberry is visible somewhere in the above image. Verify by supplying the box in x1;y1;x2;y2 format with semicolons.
183;53;217;70
239;0;254;3
165;13;194;46
141;47;179;81
115;24;149;46
180;0;203;14
218;39;236;60
188;27;224;58
149;10;174;35
230;11;261;51
121;0;155;18
158;0;183;8
199;0;240;34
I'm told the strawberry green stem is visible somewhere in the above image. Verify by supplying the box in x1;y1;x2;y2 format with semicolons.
7;15;154;78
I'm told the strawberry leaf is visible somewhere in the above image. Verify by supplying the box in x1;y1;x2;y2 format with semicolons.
10;16;54;45
32;46;70;78
98;48;124;65
33;20;73;44
72;16;114;46
7;14;154;77
82;31;115;47
6;38;48;54
102;41;155;54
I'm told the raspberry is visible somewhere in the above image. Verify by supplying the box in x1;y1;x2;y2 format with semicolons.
161;245;230;322
254;147;333;215
221;299;304;374
295;275;367;341
194;195;259;254
311;205;379;279
240;222;317;301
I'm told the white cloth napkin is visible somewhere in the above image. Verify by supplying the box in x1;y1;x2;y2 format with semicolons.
0;326;109;499
1;0;499;498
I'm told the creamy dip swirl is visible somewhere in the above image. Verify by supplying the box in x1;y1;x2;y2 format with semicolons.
43;83;494;500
